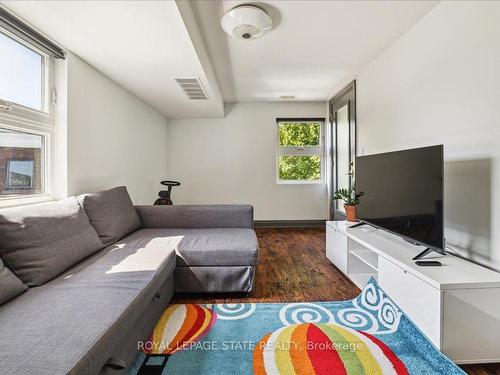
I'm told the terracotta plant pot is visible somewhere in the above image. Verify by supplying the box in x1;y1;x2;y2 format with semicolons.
344;205;357;222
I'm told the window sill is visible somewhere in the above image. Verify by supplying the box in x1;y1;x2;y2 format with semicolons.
276;180;324;185
0;194;55;209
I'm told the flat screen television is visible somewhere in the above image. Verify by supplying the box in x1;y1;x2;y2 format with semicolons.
355;145;444;258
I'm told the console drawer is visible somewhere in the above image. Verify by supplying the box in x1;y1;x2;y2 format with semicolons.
378;257;442;347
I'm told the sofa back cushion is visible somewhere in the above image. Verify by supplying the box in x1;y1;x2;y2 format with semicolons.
0;197;104;286
0;259;28;305
78;186;141;246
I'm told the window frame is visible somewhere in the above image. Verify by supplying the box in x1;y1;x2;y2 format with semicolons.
276;118;326;184
0;25;55;207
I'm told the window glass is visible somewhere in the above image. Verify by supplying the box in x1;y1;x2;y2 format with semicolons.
336;105;350;212
279;122;320;146
278;155;321;181
0;128;44;196
0;31;44;111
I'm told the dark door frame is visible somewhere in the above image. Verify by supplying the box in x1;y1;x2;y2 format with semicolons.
328;80;357;220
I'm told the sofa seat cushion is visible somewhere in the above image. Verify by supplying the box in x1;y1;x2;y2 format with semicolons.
117;228;259;267
0;197;104;286
78;186;141;246
0;244;176;375
0;259;27;305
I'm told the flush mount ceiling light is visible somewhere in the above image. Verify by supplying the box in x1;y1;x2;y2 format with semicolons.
221;4;273;40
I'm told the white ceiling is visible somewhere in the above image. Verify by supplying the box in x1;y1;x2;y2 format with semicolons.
2;0;224;119
191;0;438;102
2;0;438;118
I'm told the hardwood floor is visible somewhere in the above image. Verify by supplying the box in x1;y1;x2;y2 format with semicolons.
173;227;359;304
173;227;500;375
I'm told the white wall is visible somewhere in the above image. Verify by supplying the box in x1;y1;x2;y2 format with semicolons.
356;1;500;267
62;53;168;204
167;102;328;220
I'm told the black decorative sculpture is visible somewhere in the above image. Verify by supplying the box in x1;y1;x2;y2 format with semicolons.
154;180;181;205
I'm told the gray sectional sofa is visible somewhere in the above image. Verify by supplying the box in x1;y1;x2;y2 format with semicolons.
0;186;258;374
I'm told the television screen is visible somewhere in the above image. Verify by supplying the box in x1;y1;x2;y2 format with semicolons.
355;145;444;252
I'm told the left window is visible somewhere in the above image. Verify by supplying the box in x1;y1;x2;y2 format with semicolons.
0;27;54;203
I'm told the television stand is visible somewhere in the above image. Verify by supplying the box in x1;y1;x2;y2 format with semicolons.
326;220;500;364
412;247;434;260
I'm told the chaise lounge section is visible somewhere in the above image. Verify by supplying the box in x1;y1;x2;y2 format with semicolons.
134;204;258;293
0;187;258;374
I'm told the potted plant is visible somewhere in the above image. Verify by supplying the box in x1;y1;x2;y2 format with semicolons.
333;185;364;222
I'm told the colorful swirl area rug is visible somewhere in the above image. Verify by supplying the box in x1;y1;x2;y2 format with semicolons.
130;278;465;375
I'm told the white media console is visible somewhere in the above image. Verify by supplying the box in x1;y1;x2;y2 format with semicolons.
326;220;500;364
